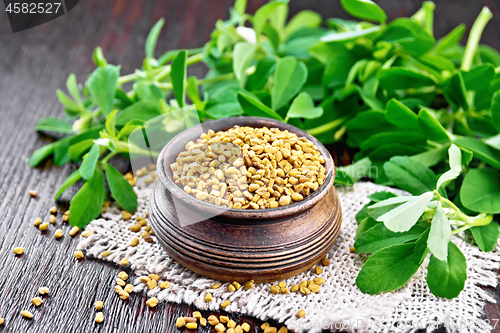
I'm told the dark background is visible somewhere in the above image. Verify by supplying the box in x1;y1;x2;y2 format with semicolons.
0;1;500;332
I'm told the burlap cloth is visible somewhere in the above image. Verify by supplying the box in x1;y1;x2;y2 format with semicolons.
78;182;500;332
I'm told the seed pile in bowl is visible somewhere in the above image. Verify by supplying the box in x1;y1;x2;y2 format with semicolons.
169;125;326;209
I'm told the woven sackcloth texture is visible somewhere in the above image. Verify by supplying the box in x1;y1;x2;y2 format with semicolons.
78;181;500;332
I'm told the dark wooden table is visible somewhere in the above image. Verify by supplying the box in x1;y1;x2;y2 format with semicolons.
1;1;500;332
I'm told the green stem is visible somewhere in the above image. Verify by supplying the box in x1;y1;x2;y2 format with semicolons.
197;73;235;85
306;118;345;136
461;7;492;71
101;151;118;164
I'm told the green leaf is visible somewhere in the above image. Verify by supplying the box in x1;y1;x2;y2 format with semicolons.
385;99;419;131
454;137;500;169
368;191;396;202
427;202;451;261
461;168;500;214
355;216;379;240
340;0;387;23
448;144;462;169
286;92;323;119
377;192;434;232
87;65;120;116
92;47;107;67
389;18;435;55
145;18;165;58
284;10;322;38
53;136;72;166
378;67;436;90
356;243;420;294
434;24;465;54
411;144;450;167
491;92;500;133
171;50;187;107
426;242;467;299
355;223;424;253
418;108;451;142
57;90;81;115
104;163;137;212
115;100;162;126
35;117;73;134
442;72;468;111
323;50;357;88
69;168;105;228
253;0;289;37
368;196;411;219
336;157;372;185
245;57;276;91
54;169;82;200
68;139;95;162
105;110;118;138
321;25;382;43
384;156;438;195
272;56;307;110
436;166;461;190
237;91;283;120
233;42;257;88
234;0;247;16
413;228;430;265
29;142;56;167
66;74;83;107
470;221;499;252
79;144;100;180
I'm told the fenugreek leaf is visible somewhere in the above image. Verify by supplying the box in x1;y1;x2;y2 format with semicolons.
87;65;120;116
104;163;137;212
384;156;438;195
340;0;386;23
354;223;425;253
460;168;500;214
413;227;430;265
271;56;307;110
28;142;57;167
233;42;257;88
171;50;187;107
470;221;500;252
286;92;323;119
69;168;105;228
427;202;451;261
54;169;82;201
35;117;73;134
368;196;410;219
145;18;165;58
237;91;284;120
79;143;100;180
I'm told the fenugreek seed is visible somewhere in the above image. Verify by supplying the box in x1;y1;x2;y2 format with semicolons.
309;284;320;293
278;282;286;288
13;247;24;255
228;320;236;328
241;323;251;332
232;281;241;290
117;271;128;281
261;322;270;330
95;301;103;310
200;317;207;326
81;230;94;238
321;257;330;266
278;195;291;206
314;266;323;274
313;277;325;285
299;281;307;288
160;281;170;289
54;229;63;238
119;290;129;300
264;327;277;333
39;223;49;231
221;300;230;308
39;287;49;295
28;190;37;198
205;292;213;302
299;286;310;295
0;318;4;325
208;315;219;325
49;215;56;224
34;217;42;226
49;206;57;214
234;326;243;333
102;251;113;257
121;211;132;220
220;315;229;323
148;273;160;281
270;285;280;294
146;297;158;308
95;312;104;323
297;309;306;318
120;258;129;266
31;297;43;306
116;278;126;287
176;317;186;328
228;284;236;291
147;279;157;290
114;285;123;294
74;251;84;259
211;282;221;289
130;224;142;232
291;284;299;292
245;281;254;289
186;323;198;329
227;328;235;333
278;327;288;333
21;310;33;319
69;226;80;237
281;287;290;294
62;215;69;222
291;193;303;202
124;284;133;293
215;323;225;332
130;238;139;247
350;246;356;253
139;276;150;283
192;311;202;320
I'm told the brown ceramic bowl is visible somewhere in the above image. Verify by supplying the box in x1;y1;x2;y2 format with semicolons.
149;116;342;282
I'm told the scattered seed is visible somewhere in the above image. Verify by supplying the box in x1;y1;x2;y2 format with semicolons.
102;251;113;257
220;315;229;323
192;311;202;320
350;246;356;253
62;214;69;222
232;281;241;290
139;276;150;283
278;282;286;288
130;224;142;232
49;206;57;214
184;317;196;323
120;258;128;266
34;217;42;226
297;309;306;318
31;297;43;307
321;257;330;266
308;284;320;293
314;266;323;274
69;226;80;237
118;271;128;281
95;301;103;310
245;281;254;289
270;285;280;294
148;273;160;281
291;284;299;292
228;284;236;291
121;211;132;220
114;285;123;294
124;284;133;293
200;317;207;326
81;230;94;238
205;293;213;302
116;278;126;287
281;287;290;294
21;310;33;319
241;323;251;332
28;190;37;198
49;215;56;224
39;223;49;231
208;315;219;326
211;282;221;289
186;323;198;329
146;297;158;308
95;312;104;323
227;329;235;333
147;279;157;290
0;318;4;325
39;287;49;295
13;247;24;255
215;323;225;332
278;327;288;333
221;300;230;309
228;320;236;328
313;277;325;285
74;251;84;259
54;229;63;238
176;317;186;328
159;281;170;289
264;327;277;333
261;322;270;330
118;290;129;300
130;238;139;247
299;286;310;295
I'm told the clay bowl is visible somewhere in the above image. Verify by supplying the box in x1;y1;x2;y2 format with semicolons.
149;116;342;283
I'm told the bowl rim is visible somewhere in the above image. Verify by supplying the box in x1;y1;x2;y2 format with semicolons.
156;116;335;220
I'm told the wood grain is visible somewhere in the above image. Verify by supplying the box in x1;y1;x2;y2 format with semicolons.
0;1;498;332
